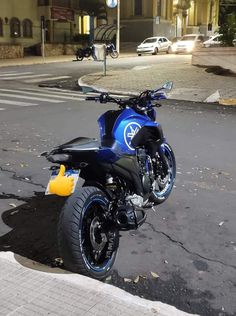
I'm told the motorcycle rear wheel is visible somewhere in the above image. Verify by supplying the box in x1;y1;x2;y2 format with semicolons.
110;51;119;58
150;143;176;205
58;186;119;280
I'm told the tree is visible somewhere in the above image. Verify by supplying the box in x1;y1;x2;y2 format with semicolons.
219;0;236;24
219;12;236;46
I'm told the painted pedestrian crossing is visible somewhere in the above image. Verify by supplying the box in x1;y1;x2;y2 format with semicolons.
0;87;132;110
0;71;71;83
0;88;89;109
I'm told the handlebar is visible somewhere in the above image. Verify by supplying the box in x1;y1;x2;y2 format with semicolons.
85;81;173;111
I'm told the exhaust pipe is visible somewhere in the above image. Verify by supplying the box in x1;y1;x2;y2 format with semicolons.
116;205;146;231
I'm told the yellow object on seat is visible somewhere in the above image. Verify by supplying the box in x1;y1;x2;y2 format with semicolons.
49;165;74;196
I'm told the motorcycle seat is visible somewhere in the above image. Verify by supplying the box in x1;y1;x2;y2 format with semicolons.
58;137;100;152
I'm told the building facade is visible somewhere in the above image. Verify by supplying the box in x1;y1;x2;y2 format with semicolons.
117;0;220;42
0;0;220;54
0;0;81;47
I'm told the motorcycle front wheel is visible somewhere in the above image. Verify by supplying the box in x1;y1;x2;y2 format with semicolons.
58;186;119;280
110;50;119;58
150;143;176;205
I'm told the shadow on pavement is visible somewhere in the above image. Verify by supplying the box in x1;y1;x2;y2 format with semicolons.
0;192;233;316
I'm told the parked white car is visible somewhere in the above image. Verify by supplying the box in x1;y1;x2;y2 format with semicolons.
137;36;172;55
171;34;205;53
203;34;222;48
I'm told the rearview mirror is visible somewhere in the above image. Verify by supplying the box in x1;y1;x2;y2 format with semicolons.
162;81;173;91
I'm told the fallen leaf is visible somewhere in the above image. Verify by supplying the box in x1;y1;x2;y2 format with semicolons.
53;258;63;266
10;210;19;216
133;276;140;283
105;276;112;281
151;271;159;278
9;203;17;208
124;278;132;283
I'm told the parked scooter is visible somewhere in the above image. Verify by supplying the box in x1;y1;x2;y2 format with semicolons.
106;43;119;58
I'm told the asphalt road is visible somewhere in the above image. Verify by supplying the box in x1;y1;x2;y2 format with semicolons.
0;59;236;316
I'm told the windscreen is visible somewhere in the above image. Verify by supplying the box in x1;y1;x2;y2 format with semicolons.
143;38;157;44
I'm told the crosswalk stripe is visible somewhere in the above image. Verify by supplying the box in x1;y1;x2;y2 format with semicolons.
21;87;86;97
0;93;64;103
0;72;33;77
23;76;72;83
2;74;51;80
0;89;84;101
0;99;37;106
0;71;17;74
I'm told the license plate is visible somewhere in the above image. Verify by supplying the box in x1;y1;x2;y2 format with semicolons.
45;169;80;195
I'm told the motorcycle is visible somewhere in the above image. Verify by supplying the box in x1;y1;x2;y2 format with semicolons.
75;46;95;61
106;43;119;58
44;82;176;280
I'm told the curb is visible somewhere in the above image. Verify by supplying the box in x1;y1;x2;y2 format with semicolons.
0;252;198;316
78;75;138;96
78;76;236;106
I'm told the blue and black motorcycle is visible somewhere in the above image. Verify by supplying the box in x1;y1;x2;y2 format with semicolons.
44;82;176;279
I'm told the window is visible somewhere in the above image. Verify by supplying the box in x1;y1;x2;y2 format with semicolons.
10;17;21;38
22;19;32;38
38;0;49;5
52;0;70;7
135;0;142;16
0;18;3;36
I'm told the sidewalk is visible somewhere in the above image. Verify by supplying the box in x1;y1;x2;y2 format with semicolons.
0;252;197;316
79;61;236;105
1;52;235;105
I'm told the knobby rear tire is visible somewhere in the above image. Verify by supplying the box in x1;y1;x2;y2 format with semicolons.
58;186;119;280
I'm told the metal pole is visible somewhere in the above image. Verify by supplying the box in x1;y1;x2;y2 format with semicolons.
116;0;120;54
41;16;45;63
42;28;45;63
103;44;107;76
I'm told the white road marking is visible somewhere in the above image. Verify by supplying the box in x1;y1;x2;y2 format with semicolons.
0;99;37;106
0;72;33;77
0;93;64;103
2;74;51;80
21;87;86;97
0;89;85;101
23;76;72;83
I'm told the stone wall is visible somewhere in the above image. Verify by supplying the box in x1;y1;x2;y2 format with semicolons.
36;43;80;57
192;47;236;74
0;44;24;59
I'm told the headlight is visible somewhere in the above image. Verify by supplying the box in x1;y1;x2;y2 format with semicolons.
171;44;177;52
186;42;194;52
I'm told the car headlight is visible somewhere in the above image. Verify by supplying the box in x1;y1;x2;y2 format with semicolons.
186;42;194;52
172;44;177;51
